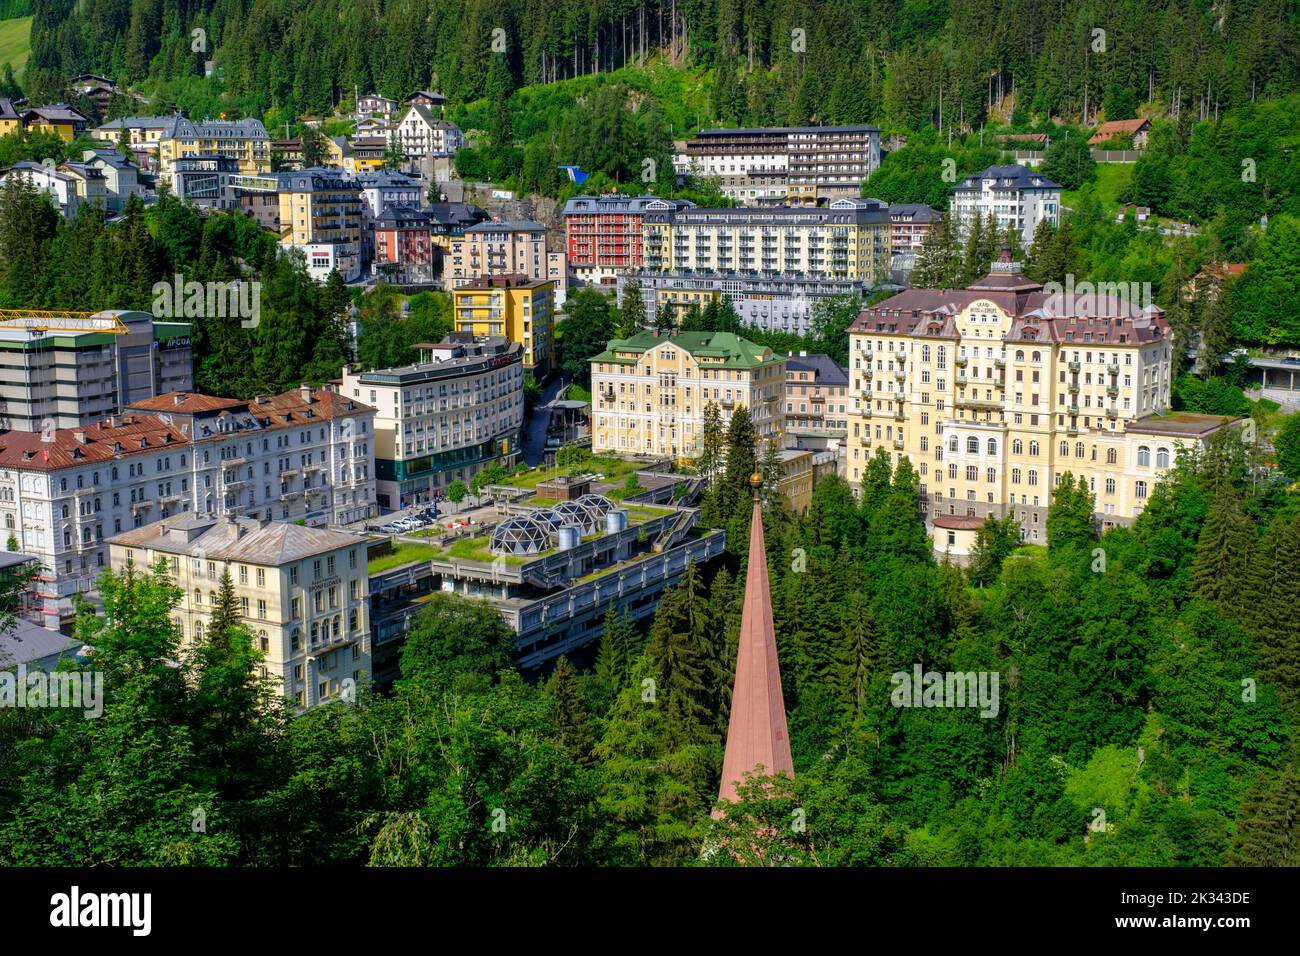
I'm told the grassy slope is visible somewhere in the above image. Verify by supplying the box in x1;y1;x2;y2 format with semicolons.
1061;162;1133;218
0;16;31;74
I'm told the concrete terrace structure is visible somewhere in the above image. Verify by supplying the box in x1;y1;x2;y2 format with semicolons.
640;198;892;285
0;311;192;431
618;269;873;335
677;125;881;205
367;497;724;681
950;164;1060;240
590;330;786;460
110;515;371;709
562;195;695;285
844;252;1238;548
339;336;524;511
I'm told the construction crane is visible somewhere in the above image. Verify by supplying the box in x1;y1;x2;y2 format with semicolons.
0;309;129;334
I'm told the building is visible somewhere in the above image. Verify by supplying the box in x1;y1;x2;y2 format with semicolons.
676;125;881;204
373;205;434;283
80;149;146;211
405;91;447;111
619;270;873;335
109;514;371;708
774;448;815;514
562;195;695;285
394;105;463;159
1089;118;1152;148
641;198;892;284
158;115;271;183
22;105;91;141
452;275;555;375
447;219;549;287
357;168;422;219
340;336;524;510
782;353;850;449
0;385;377;625
0;311;192;431
0;98;21;136
348;136;388;173
357;94;398;120
277;167;363;281
93;116;174;172
55;161;108;208
717;469;793;806
68;75;121;115
0;161;81;217
426;201;490;252
0;618;82;672
590;331;786;460
171;153;241;210
367;495;724;682
844;250;1240;549
950;164;1061;239
889;203;943;264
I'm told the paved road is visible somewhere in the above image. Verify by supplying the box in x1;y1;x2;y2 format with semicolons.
522;375;566;466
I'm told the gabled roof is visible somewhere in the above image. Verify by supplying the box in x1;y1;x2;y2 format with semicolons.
1089;118;1151;144
954;164;1060;192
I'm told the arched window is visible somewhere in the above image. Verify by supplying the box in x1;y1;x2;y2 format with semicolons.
1105;478;1115;494
966;466;978;481
194;620;204;640
1106;448;1117;465
1075;441;1085;458
1029;469;1039;486
987;438;998;455
1031;351;1041;363
1029;441;1040;456
967;436;979;453
921;345;931;362
1015;350;1025;361
1012;439;1023;455
1136;480;1148;499
1059;440;1069;456
1137;446;1151;467
937;345;946;367
1156;447;1170;468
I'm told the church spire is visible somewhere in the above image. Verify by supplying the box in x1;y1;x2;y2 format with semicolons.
717;466;794;804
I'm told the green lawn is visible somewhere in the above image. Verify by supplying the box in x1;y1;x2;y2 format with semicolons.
503;455;643;490
0;17;31;74
367;542;445;574
1061;163;1133;220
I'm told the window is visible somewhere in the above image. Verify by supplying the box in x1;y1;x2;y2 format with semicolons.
1059;440;1068;456
1136;480;1148;499
1137;446;1151;467
1012;440;1023;455
967;436;979;453
1107;448;1117;465
1105;478;1115;494
1156;447;1170;468
987;439;997;455
1029;441;1040;456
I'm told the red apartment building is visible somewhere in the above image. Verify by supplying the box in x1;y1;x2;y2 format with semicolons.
374;204;433;282
561;195;694;285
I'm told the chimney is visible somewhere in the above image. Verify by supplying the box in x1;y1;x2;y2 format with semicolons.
73;430;87;445
254;395;269;405
300;384;314;404
173;393;186;406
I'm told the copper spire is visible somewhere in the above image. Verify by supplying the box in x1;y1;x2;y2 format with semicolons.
717;469;794;804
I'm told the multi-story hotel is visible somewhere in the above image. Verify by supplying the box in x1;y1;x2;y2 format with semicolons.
888;203;943;265
562;195;695;285
373;205;434;283
277;167;363;281
845;251;1238;547
782;353;850;450
0;311;192;431
950;164;1061;239
157;115;271;183
394;105;463;158
447;220;565;290
0;386;376;627
109;514;371;709
589;330;786;460
617;270;873;335
674;125;882;204
339;336;524;511
451;274;555;375
640;198;892;284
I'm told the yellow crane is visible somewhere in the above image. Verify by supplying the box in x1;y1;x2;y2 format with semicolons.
0;309;129;334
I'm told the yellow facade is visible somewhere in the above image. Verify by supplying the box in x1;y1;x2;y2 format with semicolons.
845;268;1238;544
452;276;555;375
640;199;892;284
109;519;371;709
159;118;271;182
776;449;814;515
590;331;786;460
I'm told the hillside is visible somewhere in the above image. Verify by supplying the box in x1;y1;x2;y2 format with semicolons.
0;15;31;74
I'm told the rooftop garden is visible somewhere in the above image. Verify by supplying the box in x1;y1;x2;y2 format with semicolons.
368;542;446;575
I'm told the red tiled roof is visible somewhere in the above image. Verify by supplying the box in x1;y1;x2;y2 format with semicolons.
1088;118;1150;144
932;514;987;531
0;416;189;470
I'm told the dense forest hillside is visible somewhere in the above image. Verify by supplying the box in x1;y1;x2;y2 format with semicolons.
19;0;1300;129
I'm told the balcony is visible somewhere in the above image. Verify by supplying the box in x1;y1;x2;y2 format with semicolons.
893;438;904;451
1107;385;1119;397
858;434;870;446
864;368;874;379
893;409;905;421
894;390;906;403
955;355;968;367
1107;363;1120;376
893;368;905;380
1106;407;1118;419
1069;361;1081;373
1068;382;1079;394
1067;404;1080;416
994;357;1005;368
956;375;968;387
895;348;907;360
862;405;873;418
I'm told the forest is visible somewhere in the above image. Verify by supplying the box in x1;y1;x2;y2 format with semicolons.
1;407;1297;865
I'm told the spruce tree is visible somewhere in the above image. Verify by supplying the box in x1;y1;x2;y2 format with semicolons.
1245;513;1300;710
1188;491;1255;611
545;656;598;765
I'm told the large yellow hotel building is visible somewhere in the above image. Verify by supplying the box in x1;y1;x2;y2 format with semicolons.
846;252;1241;548
451;274;555;376
589;331;786;460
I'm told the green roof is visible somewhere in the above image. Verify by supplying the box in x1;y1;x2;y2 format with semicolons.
590;331;781;370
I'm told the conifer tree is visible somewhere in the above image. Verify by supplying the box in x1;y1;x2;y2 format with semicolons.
646;565;718;751
1189;492;1255;611
1244;512;1300;710
1046;473;1095;551
545;656;597;765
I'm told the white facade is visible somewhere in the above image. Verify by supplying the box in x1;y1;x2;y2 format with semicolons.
950;164;1061;239
395;107;463;159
